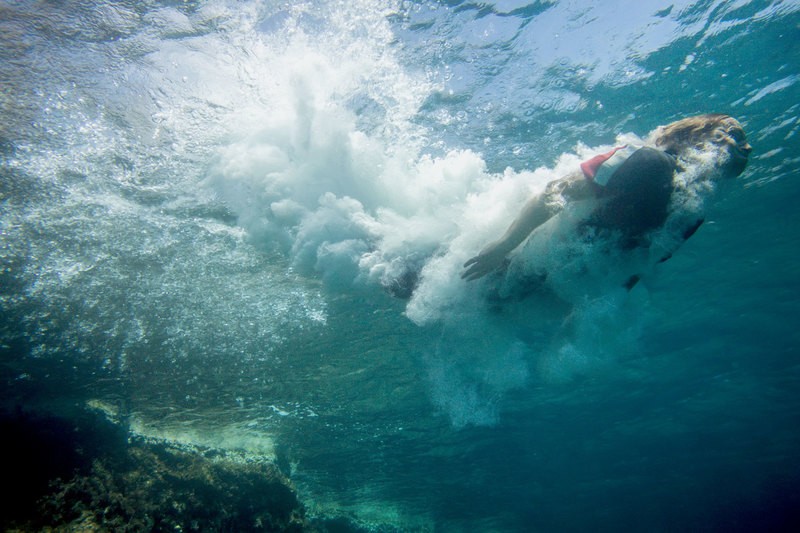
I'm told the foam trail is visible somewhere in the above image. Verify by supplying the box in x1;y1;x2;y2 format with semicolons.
201;20;551;424
204;3;730;426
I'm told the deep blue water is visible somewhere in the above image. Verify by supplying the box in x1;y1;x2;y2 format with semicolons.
2;0;799;530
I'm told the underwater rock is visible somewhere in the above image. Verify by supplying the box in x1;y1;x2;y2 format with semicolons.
0;407;310;532
42;442;308;532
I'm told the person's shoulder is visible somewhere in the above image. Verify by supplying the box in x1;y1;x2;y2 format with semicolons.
546;172;597;200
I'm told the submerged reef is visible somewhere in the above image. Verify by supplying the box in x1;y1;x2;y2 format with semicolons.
39;443;306;532
0;407;371;532
0;407;304;531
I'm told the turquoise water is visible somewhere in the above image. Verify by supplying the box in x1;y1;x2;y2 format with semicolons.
1;0;799;530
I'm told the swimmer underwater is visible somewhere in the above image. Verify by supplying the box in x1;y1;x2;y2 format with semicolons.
461;114;752;287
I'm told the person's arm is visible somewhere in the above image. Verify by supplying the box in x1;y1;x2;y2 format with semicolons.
461;172;596;281
461;194;552;281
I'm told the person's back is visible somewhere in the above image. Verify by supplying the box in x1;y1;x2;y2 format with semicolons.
586;147;676;249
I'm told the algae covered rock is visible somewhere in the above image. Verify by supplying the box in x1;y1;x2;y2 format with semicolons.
1;407;309;532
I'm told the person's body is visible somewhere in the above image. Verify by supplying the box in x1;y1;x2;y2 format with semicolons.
462;114;752;283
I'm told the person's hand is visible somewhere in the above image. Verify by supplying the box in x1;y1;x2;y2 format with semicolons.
461;244;508;281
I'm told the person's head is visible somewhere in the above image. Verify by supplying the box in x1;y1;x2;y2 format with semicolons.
654;114;752;177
